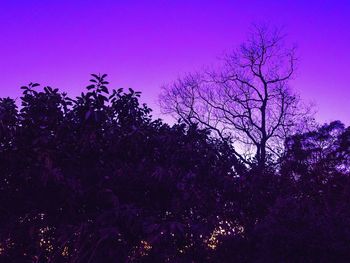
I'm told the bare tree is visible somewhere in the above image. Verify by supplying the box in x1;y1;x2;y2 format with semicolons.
160;25;314;168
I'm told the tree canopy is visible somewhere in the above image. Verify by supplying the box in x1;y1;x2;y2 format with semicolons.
0;74;349;262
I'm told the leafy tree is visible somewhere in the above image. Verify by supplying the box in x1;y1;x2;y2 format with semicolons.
0;75;240;262
213;121;350;262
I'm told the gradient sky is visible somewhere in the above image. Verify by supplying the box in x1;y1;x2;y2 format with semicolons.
0;0;349;124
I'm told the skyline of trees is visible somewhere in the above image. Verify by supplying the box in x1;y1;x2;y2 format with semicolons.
0;72;349;262
0;21;348;263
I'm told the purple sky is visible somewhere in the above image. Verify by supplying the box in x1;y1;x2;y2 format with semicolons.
1;0;349;124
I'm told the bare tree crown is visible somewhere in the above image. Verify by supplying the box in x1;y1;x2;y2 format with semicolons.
160;25;314;167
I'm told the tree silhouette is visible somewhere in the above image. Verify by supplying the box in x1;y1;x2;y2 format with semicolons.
211;122;350;262
0;75;241;262
160;25;314;168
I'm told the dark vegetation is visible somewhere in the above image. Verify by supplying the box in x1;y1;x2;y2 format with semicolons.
0;73;349;262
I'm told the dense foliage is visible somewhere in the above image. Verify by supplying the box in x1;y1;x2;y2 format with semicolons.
0;75;349;262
